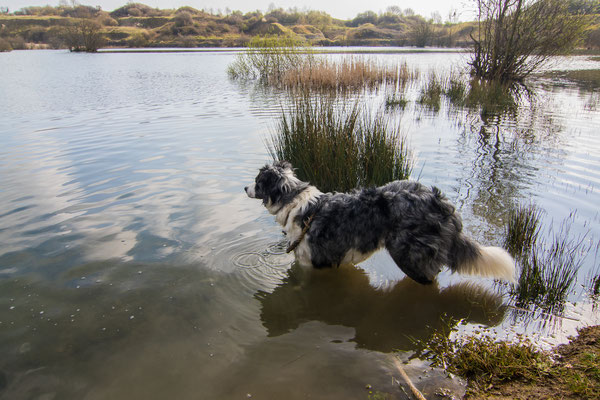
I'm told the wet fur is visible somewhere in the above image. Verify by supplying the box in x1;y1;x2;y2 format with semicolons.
245;161;515;284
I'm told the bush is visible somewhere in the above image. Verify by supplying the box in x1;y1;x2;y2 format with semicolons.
62;19;105;52
227;35;309;82
0;37;12;52
470;0;591;82
174;11;194;27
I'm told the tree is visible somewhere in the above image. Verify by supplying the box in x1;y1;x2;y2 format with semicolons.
63;18;105;52
470;0;591;82
412;20;434;47
350;11;378;27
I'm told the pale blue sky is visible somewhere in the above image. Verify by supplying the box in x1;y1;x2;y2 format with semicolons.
3;0;477;21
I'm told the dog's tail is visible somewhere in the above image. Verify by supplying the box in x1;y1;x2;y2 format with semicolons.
450;234;515;282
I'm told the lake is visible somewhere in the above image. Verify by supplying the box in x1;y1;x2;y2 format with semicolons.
0;49;599;399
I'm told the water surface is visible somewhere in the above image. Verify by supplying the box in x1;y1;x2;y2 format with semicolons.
0;49;599;399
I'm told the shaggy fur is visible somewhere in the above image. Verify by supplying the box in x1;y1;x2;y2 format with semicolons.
245;161;515;284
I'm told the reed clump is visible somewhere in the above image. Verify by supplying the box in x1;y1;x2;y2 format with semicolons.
280;58;418;92
228;38;418;92
385;93;409;110
268;95;411;192
504;204;543;259
417;73;443;111
444;73;468;106
505;207;590;312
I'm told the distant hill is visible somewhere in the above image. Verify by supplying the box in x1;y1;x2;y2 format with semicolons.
0;2;598;51
0;3;476;50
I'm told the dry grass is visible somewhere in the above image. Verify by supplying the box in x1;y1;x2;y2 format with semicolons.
279;57;418;92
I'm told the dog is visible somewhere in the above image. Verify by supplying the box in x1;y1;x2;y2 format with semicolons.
245;161;515;284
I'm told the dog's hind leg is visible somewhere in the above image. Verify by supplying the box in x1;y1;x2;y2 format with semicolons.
385;239;443;284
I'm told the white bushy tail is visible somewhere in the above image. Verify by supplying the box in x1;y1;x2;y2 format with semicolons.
456;245;516;282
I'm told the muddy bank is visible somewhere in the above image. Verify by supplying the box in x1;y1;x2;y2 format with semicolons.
465;325;600;399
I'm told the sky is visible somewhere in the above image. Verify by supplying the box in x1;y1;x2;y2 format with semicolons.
3;0;478;21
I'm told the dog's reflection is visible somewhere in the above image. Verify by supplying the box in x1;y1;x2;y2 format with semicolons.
256;264;507;352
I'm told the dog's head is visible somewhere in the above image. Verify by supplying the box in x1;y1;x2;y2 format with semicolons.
245;161;305;212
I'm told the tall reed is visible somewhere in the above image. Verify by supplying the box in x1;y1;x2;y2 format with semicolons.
268;95;412;192
229;39;419;93
504;204;543;259
508;213;590;313
417;73;443;111
280;58;418;92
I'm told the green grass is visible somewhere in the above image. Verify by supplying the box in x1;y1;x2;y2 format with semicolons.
417;73;442;111
384;93;408;110
464;78;520;118
505;211;590;313
415;318;553;391
415;322;600;398
503;204;543;259
267;95;412;192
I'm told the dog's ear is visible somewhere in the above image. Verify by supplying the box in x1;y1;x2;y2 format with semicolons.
274;160;293;171
256;167;284;206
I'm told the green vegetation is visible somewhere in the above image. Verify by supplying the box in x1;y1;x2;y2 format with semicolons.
0;37;12;51
267;95;411;192
62;18;105;52
227;35;310;82
2;1;599;51
229;40;418;92
542;69;600;89
384;93;409;110
503;204;543;259
503;207;590;312
416;320;600;399
417;73;443;111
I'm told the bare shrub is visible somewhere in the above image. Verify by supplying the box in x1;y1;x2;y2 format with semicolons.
470;0;591;82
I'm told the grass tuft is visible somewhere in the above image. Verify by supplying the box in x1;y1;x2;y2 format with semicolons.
417;73;442;111
505;210;590;312
268;95;412;193
384;93;409;110
416;318;553;391
504;204;543;259
416;324;600;399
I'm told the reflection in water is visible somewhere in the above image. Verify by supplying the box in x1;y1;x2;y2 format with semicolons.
257;264;506;352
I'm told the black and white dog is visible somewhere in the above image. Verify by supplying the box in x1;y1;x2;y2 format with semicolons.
245;161;515;284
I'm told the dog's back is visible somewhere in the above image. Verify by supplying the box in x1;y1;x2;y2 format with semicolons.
381;181;514;283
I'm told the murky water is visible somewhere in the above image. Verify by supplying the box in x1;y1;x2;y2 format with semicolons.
0;49;598;399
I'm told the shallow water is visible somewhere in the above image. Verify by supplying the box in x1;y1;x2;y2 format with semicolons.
0;49;599;399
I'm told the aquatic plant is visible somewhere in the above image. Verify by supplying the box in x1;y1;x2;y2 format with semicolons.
384;93;409;110
509;217;590;312
463;78;521;118
227;35;311;83
417;73;443;111
503;204;543;259
267;95;411;192
280;58;417;92
443;73;467;106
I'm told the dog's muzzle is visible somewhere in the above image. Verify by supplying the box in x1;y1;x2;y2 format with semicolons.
245;183;256;198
